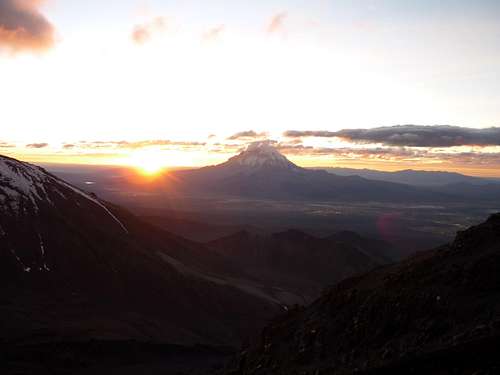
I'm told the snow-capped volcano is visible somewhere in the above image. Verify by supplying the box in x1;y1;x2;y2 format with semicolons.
171;142;450;202
224;142;300;170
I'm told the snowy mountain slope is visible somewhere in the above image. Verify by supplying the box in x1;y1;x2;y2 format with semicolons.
0;155;127;232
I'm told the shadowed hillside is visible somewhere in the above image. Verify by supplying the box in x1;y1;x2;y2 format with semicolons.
223;214;500;375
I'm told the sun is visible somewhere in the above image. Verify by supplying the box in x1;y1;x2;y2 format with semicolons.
128;150;168;175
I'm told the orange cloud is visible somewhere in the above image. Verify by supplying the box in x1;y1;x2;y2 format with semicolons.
131;16;167;45
267;12;287;34
0;0;55;52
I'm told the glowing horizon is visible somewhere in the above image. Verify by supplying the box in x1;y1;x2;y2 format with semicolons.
1;1;500;176
2;141;499;179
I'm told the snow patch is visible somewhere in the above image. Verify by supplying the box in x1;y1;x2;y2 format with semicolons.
0;155;128;234
38;233;45;257
9;248;31;273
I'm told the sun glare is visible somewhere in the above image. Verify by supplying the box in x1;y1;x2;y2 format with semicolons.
128;150;168;175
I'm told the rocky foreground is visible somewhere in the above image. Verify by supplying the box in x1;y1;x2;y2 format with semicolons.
223;214;500;375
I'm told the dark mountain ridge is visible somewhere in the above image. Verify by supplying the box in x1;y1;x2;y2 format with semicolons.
207;229;392;303
224;213;500;374
319;167;493;186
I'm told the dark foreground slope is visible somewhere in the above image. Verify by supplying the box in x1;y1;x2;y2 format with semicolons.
224;214;500;375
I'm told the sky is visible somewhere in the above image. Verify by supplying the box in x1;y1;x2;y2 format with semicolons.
1;0;500;176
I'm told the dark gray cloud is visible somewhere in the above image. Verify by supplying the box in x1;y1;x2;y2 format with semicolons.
227;130;268;140
0;0;55;52
26;142;48;148
284;125;500;147
284;130;337;138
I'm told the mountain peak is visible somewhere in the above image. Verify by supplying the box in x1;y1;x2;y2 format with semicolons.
226;142;299;170
0;155;54;212
0;154;128;233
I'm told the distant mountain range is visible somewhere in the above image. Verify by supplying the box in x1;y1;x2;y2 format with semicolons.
44;144;500;208
225;213;500;375
318;167;498;186
170;143;455;203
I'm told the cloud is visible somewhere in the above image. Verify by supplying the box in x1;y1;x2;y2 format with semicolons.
334;125;500;147
276;144;422;159
203;25;224;42
0;0;55;52
267;12;287;34
131;16;167;44
284;130;336;138
0;141;15;148
439;151;500;166
273;142;500;170
208;142;242;153
68;139;206;150
62;143;75;149
118;140;206;149
227;130;269;140
284;125;500;147
26;142;48;148
131;26;150;44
